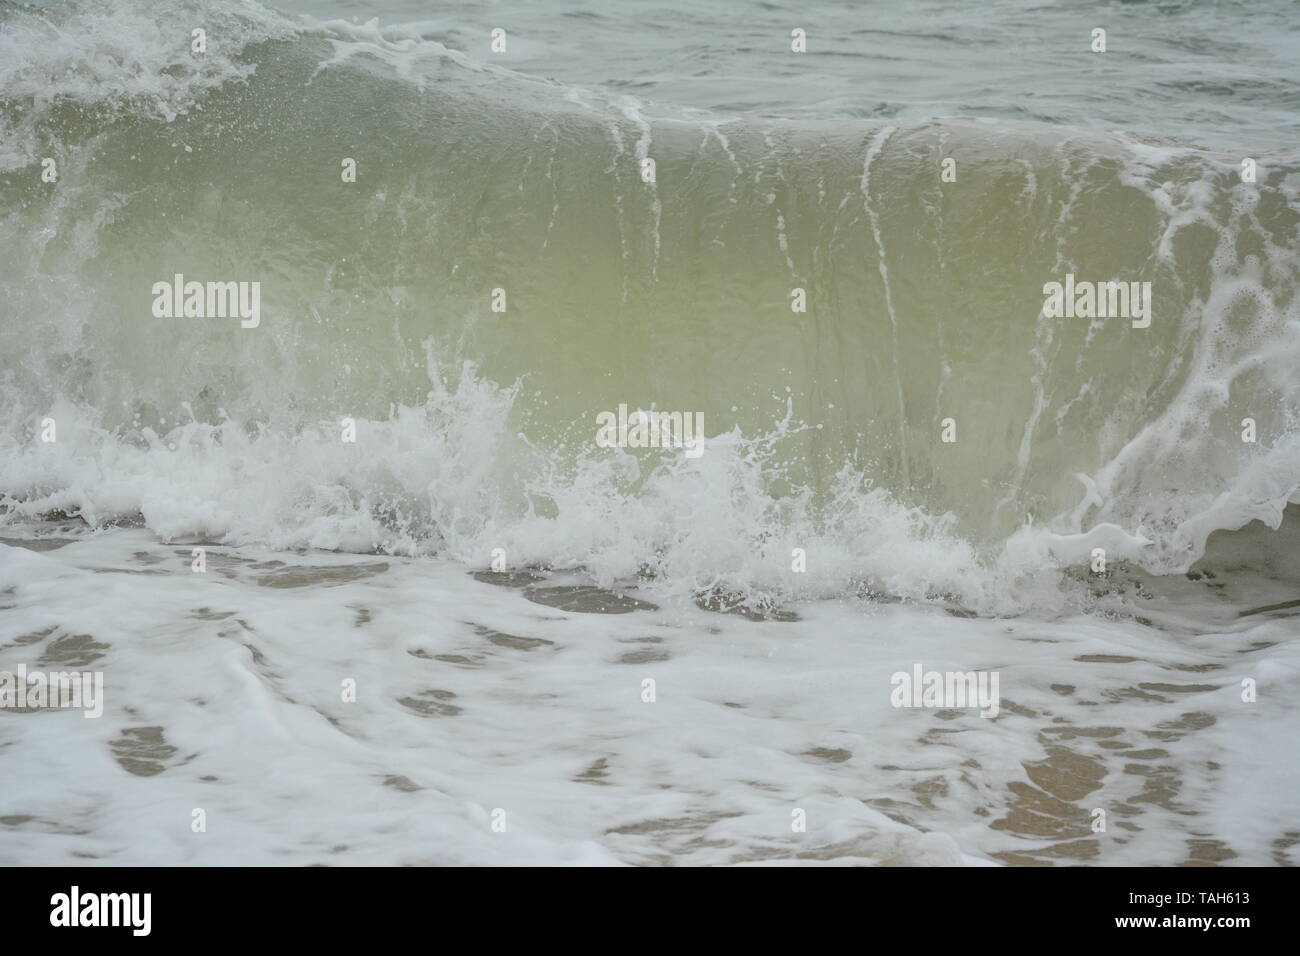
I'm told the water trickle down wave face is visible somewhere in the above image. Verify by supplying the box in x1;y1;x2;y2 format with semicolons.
1;0;1298;614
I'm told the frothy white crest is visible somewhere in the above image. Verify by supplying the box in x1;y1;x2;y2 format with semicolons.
0;0;290;171
1;355;1075;617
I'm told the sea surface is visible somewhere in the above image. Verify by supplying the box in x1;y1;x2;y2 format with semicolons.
0;0;1297;865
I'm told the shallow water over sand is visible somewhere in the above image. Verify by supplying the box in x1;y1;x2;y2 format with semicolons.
1;518;1296;866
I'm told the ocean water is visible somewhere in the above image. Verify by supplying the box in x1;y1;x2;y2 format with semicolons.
0;0;1298;866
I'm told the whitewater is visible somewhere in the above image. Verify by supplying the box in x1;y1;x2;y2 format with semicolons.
0;0;1298;865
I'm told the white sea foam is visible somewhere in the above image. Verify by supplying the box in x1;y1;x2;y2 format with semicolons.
1;526;1296;865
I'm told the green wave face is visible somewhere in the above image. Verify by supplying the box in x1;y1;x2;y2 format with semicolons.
2;3;1298;592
